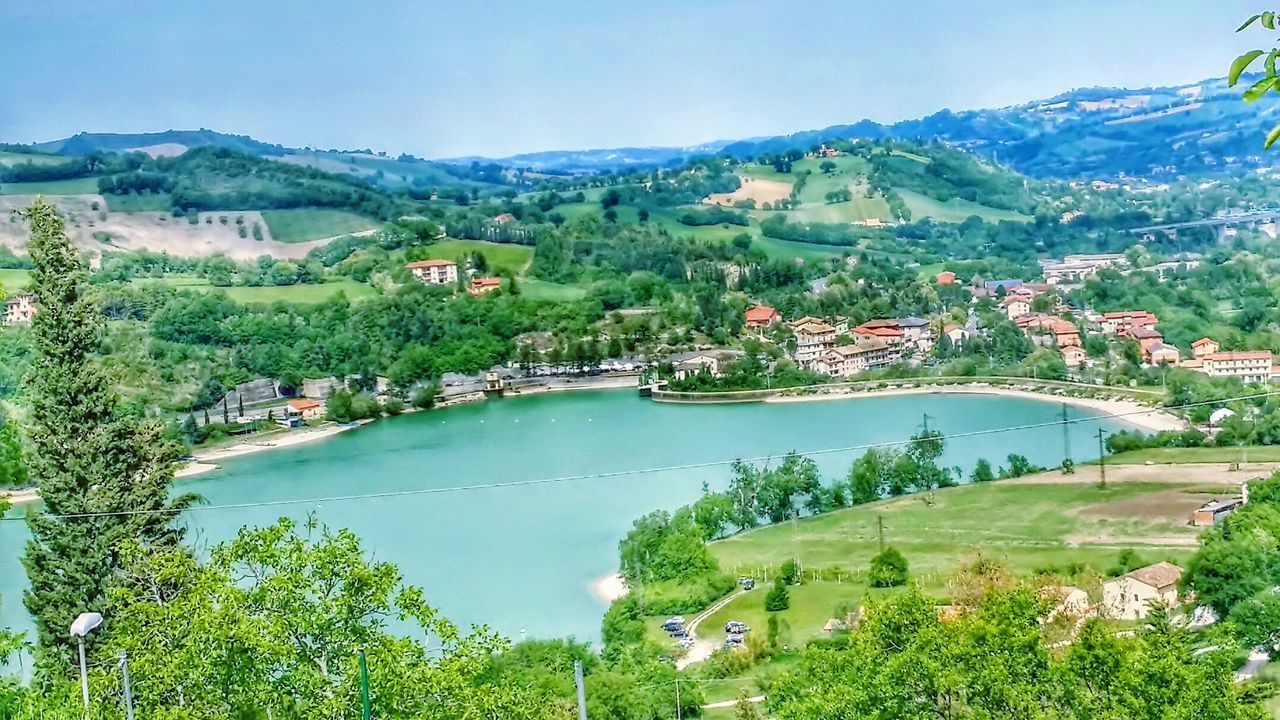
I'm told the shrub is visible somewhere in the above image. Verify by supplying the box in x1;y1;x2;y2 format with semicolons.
780;558;800;585
765;576;790;611
869;547;909;588
638;573;736;616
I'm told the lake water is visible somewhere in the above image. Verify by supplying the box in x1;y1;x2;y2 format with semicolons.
0;390;1141;645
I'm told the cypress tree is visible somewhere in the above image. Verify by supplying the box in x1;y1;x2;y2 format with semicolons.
20;200;198;674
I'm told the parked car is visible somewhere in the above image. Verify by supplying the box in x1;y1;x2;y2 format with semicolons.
670;629;688;639
725;621;750;634
738;578;755;591
677;637;695;648
724;635;744;649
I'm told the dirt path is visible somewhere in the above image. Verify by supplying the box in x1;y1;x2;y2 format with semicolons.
1007;463;1274;487
678;589;745;670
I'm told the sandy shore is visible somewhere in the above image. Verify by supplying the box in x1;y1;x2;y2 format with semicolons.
766;384;1184;433
2;423;359;507
592;574;629;603
192;422;356;463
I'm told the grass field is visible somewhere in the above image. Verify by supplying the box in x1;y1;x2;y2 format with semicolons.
693;480;1205;648
897;188;1031;224
521;279;587;301
0;268;31;291
0;177;101;195
0;151;68;167
139;276;377;304
260;209;379;243
419;239;534;276
889;149;931;164
752;235;850;263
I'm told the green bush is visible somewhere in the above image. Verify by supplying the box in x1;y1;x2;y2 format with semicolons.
637;573;736;616
780;558;800;585
765;576;790;611
869;547;909;588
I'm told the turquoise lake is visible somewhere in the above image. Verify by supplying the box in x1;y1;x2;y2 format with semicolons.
0;390;1142;645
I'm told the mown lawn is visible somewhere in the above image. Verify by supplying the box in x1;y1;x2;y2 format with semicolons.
896;188;1031;224
420;239;534;276
260;208;379;243
752;235;849;263
520;279;587;301
0;177;101;195
0;268;31;292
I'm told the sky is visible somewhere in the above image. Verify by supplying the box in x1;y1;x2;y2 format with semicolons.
0;1;1265;159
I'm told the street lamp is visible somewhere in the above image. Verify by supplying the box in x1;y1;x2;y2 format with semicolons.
70;611;104;709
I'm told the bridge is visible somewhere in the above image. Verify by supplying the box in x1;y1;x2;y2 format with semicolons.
1126;209;1280;242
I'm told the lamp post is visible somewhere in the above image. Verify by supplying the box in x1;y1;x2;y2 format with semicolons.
69;611;104;710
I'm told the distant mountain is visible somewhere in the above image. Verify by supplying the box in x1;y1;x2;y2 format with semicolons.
452;76;1280;179
26;129;512;190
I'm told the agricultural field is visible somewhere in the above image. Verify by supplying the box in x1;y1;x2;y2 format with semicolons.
420;239;534;276
260;208;379;243
897;188;1031;224
1104;445;1280;464
105;192;172;212
696;478;1214;649
752;234;850;263
0;177;101;195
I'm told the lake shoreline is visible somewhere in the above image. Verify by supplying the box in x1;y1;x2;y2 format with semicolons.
765;385;1184;433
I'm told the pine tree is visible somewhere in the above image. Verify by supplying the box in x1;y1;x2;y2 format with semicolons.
19;200;198;674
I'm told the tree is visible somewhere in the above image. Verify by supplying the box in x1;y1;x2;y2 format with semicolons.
0;409;27;487
19;199;197;674
780;558;800;585
869;547;909;588
970;458;996;483
75;518;556;719
819;159;837;174
1227;588;1280;651
765;576;790;611
1231;13;1280;148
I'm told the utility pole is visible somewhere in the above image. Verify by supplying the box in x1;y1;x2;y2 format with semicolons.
921;413;932;435
359;649;371;720
574;660;587;720
675;677;682;720
1061;402;1072;469
877;514;885;553
119;652;135;720
1096;428;1107;488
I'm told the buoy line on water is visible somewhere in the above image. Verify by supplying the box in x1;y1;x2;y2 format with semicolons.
7;388;1280;522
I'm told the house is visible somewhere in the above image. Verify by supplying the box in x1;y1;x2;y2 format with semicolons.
1191;337;1220;358
3;294;36;324
1019;315;1081;348
1144;342;1181;366
406;259;458;285
943;323;967;345
852;324;904;345
279;398;324;427
492;212;517;224
793;321;838;364
816;145;839;158
468;277;502;296
1192;497;1245;527
743;305;781;329
1100;311;1158;336
896;317;934;353
1002;296;1031;320
985;279;1024;293
1201;351;1273;384
1102;562;1184;620
667;350;740;380
1061;345;1087;368
936;271;956;285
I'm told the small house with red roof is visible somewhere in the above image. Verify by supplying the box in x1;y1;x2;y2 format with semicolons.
744;305;782;328
936;271;956;285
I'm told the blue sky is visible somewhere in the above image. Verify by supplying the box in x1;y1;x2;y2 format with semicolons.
0;1;1263;158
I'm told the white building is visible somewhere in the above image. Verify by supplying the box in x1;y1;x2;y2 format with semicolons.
813;339;895;377
1102;562;1183;620
1201;351;1273;385
3;294;35;324
793;321;837;364
406;259;459;285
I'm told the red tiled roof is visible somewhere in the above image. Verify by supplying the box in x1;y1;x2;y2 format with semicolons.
744;305;780;323
471;277;501;289
1206;351;1273;361
1125;562;1183;591
854;325;903;337
288;399;321;411
1192;337;1216;348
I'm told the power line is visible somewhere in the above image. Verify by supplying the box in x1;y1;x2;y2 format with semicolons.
9;388;1280;523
